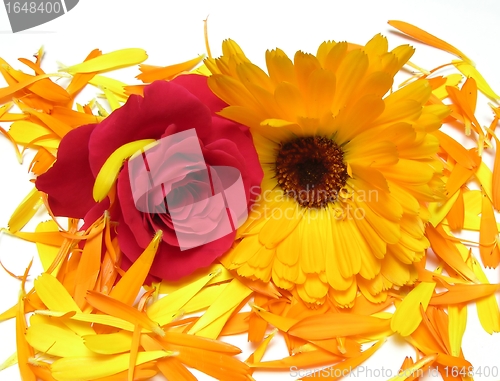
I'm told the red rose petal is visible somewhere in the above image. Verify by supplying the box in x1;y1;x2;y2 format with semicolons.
172;74;227;115
88;80;213;177
36;124;98;219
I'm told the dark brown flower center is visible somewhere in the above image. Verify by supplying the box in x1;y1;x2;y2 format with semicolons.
275;136;347;208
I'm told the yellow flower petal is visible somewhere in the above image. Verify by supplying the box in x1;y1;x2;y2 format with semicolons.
34;273;79;313
16;263;36;381
83;331;132;355
50;351;172;381
147;267;221;326
93;139;156;202
453;60;500;100
7;188;43;233
26;323;95;357
188;278;252;339
89;75;128;99
391;280;437;336
60;48;148;74
32;223;60;274
471;257;500;333
448;304;467;357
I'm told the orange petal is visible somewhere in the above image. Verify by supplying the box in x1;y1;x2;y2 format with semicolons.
250;303;299;332
66;49;102;96
160;331;241;354
136;55;205;83
430;283;500;305
434;130;477;170
479;193;500;267
86;291;164;337
74;218;105;310
425;225;477;281
219;312;251;336
109;230;162;305
288;312;390;340
128;324;142;381
388;21;472;64
140;335;196;381
165;344;250;381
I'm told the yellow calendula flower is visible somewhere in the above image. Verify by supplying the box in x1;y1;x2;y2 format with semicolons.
206;34;449;306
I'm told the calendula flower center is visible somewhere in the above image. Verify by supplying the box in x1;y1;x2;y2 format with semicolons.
275;136;347;208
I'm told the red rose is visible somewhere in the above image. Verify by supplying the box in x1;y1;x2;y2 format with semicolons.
36;76;263;280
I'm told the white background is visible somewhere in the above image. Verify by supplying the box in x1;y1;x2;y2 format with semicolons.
1;1;500;380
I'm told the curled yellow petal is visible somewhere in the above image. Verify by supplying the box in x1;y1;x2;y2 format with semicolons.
93;139;156;202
